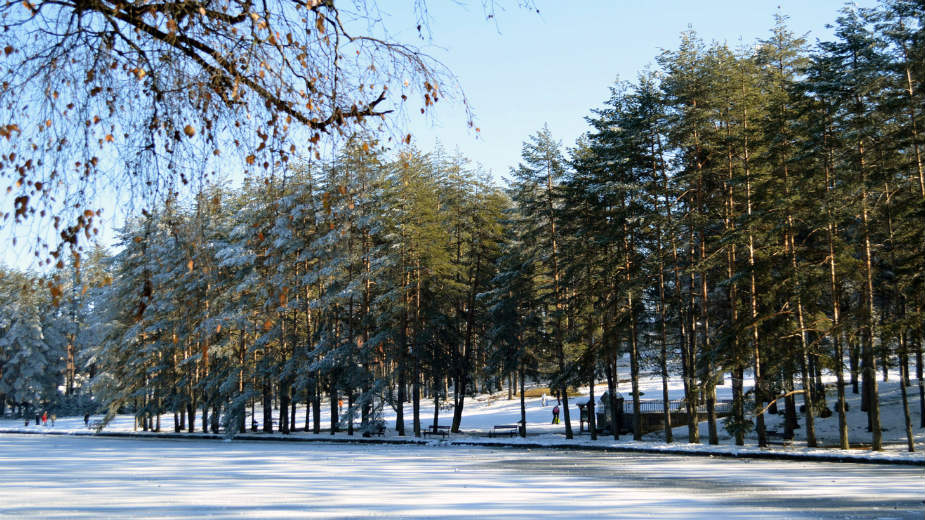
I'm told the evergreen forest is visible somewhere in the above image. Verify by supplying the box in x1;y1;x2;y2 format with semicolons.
1;2;923;452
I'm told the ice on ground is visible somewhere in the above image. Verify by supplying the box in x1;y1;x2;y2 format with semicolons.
0;434;921;519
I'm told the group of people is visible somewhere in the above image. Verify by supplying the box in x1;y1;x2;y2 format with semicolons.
24;410;55;427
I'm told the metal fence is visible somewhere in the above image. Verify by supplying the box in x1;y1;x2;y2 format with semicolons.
622;399;733;415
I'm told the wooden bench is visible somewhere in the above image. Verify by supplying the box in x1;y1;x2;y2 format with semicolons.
422;425;450;439
489;424;520;438
87;420;103;430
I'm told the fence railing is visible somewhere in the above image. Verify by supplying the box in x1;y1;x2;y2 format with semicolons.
618;399;733;415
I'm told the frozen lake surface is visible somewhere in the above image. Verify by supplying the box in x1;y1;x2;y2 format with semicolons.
0;434;921;519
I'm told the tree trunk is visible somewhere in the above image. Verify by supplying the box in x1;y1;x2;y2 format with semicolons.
330;384;338;435
658;263;673;443
279;382;290;434
783;371;797;439
347;392;354;436
857;138;882;451
519;364;527;438
187;401;196;434
781;159;817;448
412;261;422;437
290;395;297;433
605;354;619;440
546;155;572;440
898;331;915;452
312;378;321;434
656;132;692;445
822;136;849;449
701;255;717;446
916;332;924;429
201;401;209;433
396;360;406;436
588;355;597;441
629;307;641;441
850;337;860;394
209;401;219;434
262;378;273;433
686;222;700;444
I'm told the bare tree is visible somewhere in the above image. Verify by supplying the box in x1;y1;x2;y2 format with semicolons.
0;0;460;257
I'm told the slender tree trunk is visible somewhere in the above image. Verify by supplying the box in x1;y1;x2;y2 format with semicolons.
396;353;406;436
658;264;673;444
605;353;619;440
882;180;915;451
452;251;482;433
725;145;743;446
822;134;850;449
262;377;272;433
279;382;290;434
186;401;195;434
782;372;796;439
857;138;882;451
701;236;717;446
623;217;642;442
412;261;422;437
746;185;766;446
653;141;673;444
291;393;297;433
657;132;692;444
900;39;925;200
545;155;572;439
519;364;527;438
686;215;700;444
305;392;312;433
915;330;924;429
209;402;219;434
312;378;321;434
850;337;860;394
782;162;817;448
898;331;915;452
432;372;440;432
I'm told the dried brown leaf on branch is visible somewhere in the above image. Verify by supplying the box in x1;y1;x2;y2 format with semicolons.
0;0;473;260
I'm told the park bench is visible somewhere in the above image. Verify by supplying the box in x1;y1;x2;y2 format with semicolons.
87;420;103;430
489;424;520;438
422;424;450;439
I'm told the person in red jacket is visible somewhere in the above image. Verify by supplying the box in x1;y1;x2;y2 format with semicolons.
551;405;560;424
42;411;47;426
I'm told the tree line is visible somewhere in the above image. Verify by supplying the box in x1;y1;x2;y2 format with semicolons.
1;2;923;452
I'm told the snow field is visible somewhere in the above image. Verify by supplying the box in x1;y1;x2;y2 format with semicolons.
0;434;921;519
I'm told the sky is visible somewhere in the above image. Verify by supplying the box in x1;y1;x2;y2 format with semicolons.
1;1;881;270
391;0;879;183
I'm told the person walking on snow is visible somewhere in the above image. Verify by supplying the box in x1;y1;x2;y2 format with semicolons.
541;393;547;407
42;411;47;426
552;405;560;424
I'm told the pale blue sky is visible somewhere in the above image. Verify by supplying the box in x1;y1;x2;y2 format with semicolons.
2;1;879;270
396;1;878;182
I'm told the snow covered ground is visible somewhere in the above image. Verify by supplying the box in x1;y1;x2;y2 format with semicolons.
0;433;921;519
3;366;920;463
